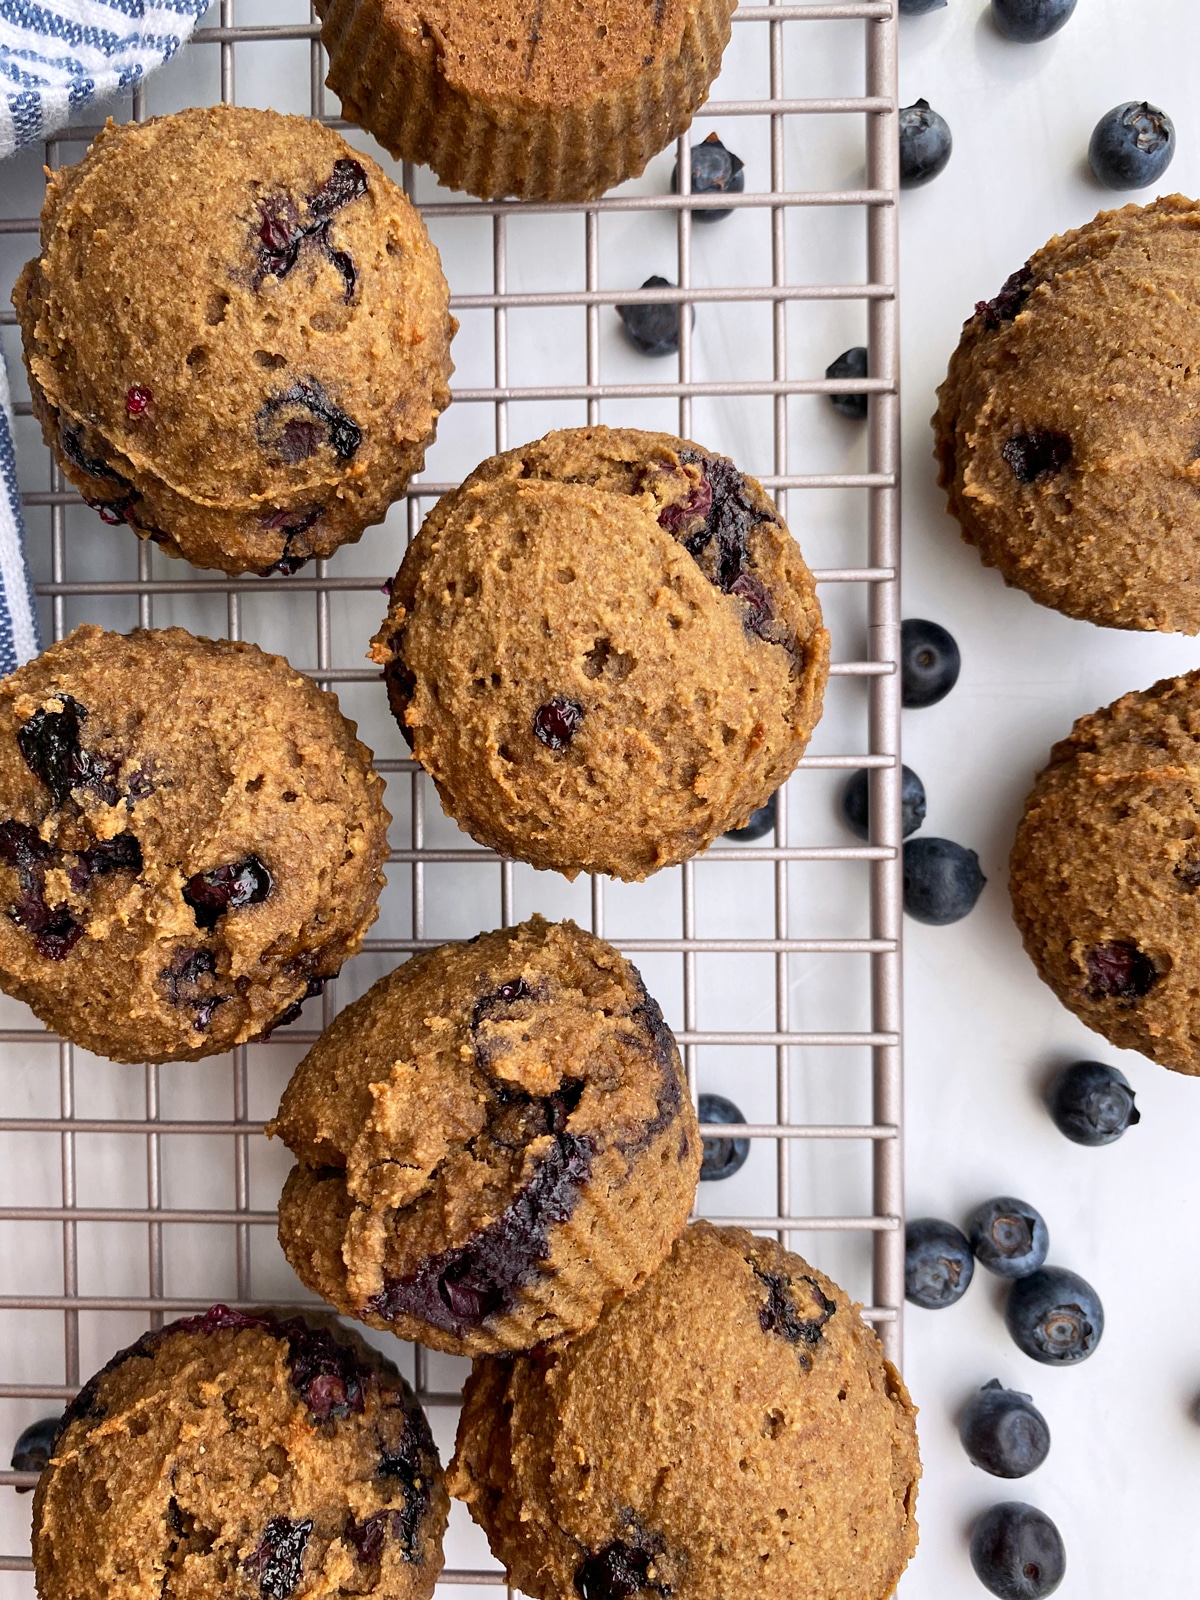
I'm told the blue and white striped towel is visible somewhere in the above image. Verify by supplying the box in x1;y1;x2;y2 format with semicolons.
0;0;211;671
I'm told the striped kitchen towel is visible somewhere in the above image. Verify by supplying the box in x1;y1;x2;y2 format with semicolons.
0;354;41;673
0;0;209;156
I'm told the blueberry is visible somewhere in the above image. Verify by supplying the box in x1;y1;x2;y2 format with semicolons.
1002;430;1072;484
1046;1060;1140;1146
1005;1267;1103;1365
244;1517;313;1600
990;0;1075;41
905;1217;974;1309
970;1502;1066;1599
698;1092;750;1181
968;1198;1050;1279
617;276;692;357
1088;102;1175;190
960;1381;1051;1479
256;378;362;463
903;838;986;925
533;698;584;750
183;855;272;930
725;792;776;841
898;0;946;11
11;1415;61;1490
841;765;926;841
898;99;952;188
1084;940;1159;1003
671;132;744;222
825;346;869;420
900;618;961;708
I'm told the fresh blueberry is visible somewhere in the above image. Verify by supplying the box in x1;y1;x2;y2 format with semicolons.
899;100;952;188
900;618;961;707
903;838;986;925
671;132;744;222
970;1502;1066;1599
1005;1267;1103;1365
1088;102;1175;190
898;0;946;11
990;0;1075;41
968;1198;1050;1279
1045;1060;1140;1146
959;1381;1051;1479
617;276;693;357
725;792;776;841
905;1217;974;1309
826;346;869;420
698;1092;750;1181
841;765;926;841
11;1415;61;1490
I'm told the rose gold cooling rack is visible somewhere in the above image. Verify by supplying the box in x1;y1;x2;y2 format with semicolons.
0;1;901;1587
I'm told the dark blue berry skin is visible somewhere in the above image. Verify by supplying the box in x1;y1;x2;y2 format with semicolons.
11;1415;61;1491
960;1381;1051;1479
903;838;986;925
1088;102;1175;190
899;100;952;188
698;1093;750;1181
616;276;693;357
826;346;869;420
725;792;776;841
841;765;926;841
990;0;1075;42
970;1502;1066;1599
899;0;946;12
1006;1267;1103;1365
671;133;744;222
905;1217;974;1309
968;1197;1050;1280
901;618;961;707
1046;1060;1140;1146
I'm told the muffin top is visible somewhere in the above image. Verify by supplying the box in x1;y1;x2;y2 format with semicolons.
449;1221;920;1600
1011;668;1200;1074
16;104;452;514
0;625;389;1061
271;916;697;1343
371;427;828;880
935;195;1200;632
33;1306;447;1600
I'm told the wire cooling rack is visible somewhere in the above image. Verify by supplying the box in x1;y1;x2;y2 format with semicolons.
0;1;901;1588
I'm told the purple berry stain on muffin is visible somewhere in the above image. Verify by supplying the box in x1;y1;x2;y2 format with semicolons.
252;158;369;302
1085;940;1160;1003
534;698;583;750
281;1318;368;1421
183;856;272;930
576;1533;671;1600
18;695;118;807
160;947;226;1030
753;1264;836;1358
256;506;325;577
257;378;362;464
244;1516;312;1600
1001;430;1072;483
975;262;1034;330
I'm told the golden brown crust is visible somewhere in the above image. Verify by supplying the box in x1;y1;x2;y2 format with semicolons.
1011;669;1200;1074
272;916;700;1356
370;427;829;881
934;195;1200;633
315;0;736;202
448;1222;920;1600
0;625;389;1062
14;105;455;575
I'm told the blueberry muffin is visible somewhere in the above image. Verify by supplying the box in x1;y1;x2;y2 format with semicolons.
935;196;1200;632
33;1305;447;1600
315;0;736;203
13;105;454;576
0;625;389;1063
448;1222;921;1600
270;916;700;1357
1010;669;1200;1075
369;427;829;881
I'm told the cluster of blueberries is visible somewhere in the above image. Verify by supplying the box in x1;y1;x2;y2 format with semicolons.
898;0;1176;192
907;1059;1138;1596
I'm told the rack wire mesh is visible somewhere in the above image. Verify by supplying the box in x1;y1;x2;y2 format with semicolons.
0;0;901;1587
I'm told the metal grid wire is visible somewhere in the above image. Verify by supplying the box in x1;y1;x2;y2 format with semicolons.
0;0;901;1583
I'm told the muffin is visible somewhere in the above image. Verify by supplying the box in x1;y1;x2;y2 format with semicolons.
13;104;455;576
0;625;389;1063
1010;669;1200;1075
270;916;700;1356
935;196;1200;632
314;0;737;203
448;1222;921;1600
33;1305;447;1600
369;427;829;881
